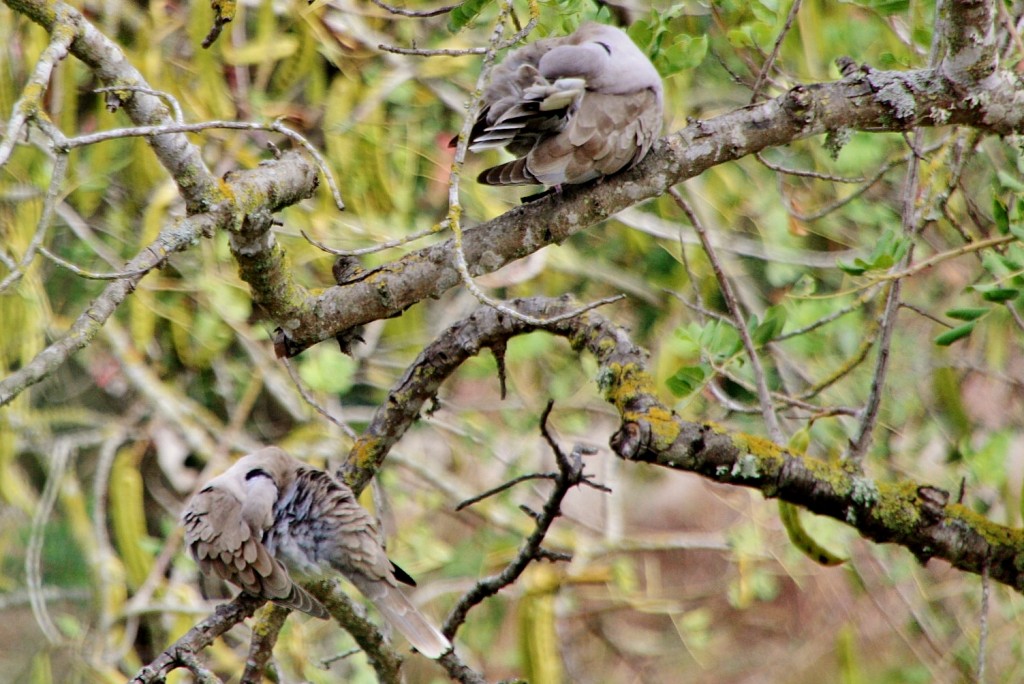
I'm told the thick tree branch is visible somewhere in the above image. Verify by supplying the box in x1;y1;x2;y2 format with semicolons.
264;64;1024;356
936;0;997;80
341;297;1024;593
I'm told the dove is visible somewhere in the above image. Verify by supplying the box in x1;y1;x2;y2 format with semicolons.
182;446;451;659
464;22;663;189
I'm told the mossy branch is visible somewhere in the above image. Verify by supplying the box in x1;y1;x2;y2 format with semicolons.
342;296;1024;592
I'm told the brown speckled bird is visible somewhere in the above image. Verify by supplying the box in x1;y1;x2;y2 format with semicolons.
465;22;663;188
182;447;450;659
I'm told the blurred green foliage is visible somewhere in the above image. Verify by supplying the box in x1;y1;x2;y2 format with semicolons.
2;0;1024;682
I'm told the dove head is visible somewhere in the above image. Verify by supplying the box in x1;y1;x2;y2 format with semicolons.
538;23;662;97
208;447;299;527
230;446;298;491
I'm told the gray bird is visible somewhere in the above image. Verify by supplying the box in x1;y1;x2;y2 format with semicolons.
182;446;451;659
465;22;663;189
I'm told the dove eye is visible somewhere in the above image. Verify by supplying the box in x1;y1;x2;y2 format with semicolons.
245;468;271;481
595;41;611;55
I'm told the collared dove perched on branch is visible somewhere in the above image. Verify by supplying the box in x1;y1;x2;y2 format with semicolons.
182;446;451;659
465;22;664;188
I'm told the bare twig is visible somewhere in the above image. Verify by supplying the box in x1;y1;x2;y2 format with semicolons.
671;188;784;442
27;440;72;644
36;245;155;280
301;223;445;258
0;30;73;166
367;0;459;17
53;118;342;210
0;152;68;292
977;558;990;684
847;132;923;464
282;357;358;441
750;0;803;100
94;85;185;123
455;472;558;511
443;401;604;636
756;151;865;182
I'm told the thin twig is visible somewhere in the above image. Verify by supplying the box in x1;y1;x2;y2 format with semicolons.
300;222;445;257
94;85;185;123
282;357;359;441
847;131;923;464
27;439;72;645
670;188;784;442
750;0;803;100
0;30;74;166
37;245;156;280
379;15;538;56
443;401;605;636
51;119;343;210
755;151;865;183
367;0;459;17
0;152;69;292
976;558;990;684
455;472;558;511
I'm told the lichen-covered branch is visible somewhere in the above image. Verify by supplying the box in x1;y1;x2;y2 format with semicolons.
935;0;997;79
241;604;289;684
342;296;1024;593
267;63;1024;356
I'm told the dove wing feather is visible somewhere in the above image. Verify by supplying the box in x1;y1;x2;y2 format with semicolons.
183;480;328;618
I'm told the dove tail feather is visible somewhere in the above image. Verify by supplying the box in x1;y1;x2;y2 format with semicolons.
350;576;450;658
477;157;537;186
271;584;330;619
373;587;451;659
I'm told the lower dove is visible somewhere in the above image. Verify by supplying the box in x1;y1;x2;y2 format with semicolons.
182;446;451;659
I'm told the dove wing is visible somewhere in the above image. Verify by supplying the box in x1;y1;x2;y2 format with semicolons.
183;483;328;618
481;88;660;187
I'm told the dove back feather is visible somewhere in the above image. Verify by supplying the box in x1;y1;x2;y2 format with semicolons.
466;22;663;188
266;465;451;659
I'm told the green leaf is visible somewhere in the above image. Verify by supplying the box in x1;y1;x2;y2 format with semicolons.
660;34;708;74
996;170;1024;192
837;258;868;276
447;0;492;32
993;197;1010;235
934;322;976;346
666;365;708;397
752;305;787;345
836;229;909;275
701;320;743;360
945;307;989;322
844;0;909;14
981;287;1020;303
